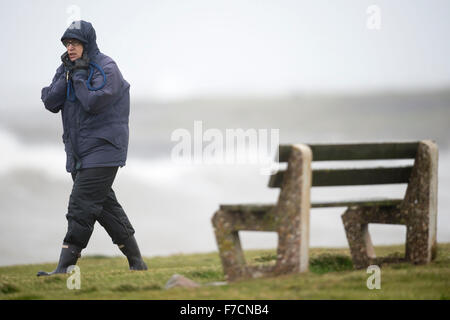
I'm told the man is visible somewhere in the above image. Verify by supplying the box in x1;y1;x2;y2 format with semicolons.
38;20;147;276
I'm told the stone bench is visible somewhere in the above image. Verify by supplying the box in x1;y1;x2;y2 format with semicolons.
211;141;438;281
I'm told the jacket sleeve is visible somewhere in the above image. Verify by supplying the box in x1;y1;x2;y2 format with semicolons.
41;65;67;113
71;61;122;114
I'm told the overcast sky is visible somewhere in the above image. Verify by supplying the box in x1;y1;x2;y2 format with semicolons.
1;0;450;106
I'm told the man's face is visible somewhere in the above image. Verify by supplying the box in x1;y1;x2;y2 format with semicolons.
63;38;84;61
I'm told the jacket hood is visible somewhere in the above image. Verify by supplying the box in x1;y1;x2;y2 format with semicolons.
61;20;100;59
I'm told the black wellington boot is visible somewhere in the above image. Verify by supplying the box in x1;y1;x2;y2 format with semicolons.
118;235;148;270
37;243;82;276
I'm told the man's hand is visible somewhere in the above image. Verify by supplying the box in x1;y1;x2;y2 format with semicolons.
61;52;74;71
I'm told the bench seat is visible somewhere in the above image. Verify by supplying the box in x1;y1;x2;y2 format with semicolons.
220;197;403;212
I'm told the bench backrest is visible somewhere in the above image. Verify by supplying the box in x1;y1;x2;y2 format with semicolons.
269;142;419;188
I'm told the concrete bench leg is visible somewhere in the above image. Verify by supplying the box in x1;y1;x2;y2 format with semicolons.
342;205;406;269
342;207;379;269
342;141;438;269
212;210;248;281
212;144;313;281
274;144;312;274
403;140;439;264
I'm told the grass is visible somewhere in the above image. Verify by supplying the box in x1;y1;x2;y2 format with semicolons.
0;243;449;300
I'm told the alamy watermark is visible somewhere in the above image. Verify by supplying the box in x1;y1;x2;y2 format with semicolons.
66;265;81;290
366;265;381;289
366;5;381;30
171;121;280;175
66;5;81;29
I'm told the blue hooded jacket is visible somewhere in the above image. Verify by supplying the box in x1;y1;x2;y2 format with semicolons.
41;20;130;173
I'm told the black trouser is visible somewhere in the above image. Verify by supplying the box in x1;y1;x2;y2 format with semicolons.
63;166;135;249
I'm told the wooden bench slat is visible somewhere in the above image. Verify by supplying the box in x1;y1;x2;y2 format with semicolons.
220;204;274;212
278;142;419;162
269;166;413;188
220;197;403;212
311;198;403;208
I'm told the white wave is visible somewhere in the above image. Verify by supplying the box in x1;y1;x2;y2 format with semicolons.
0;127;67;180
1;126;449;266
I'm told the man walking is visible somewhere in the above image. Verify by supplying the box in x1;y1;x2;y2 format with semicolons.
38;20;147;276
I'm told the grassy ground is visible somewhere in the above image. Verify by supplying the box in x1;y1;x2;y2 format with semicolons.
1;243;449;300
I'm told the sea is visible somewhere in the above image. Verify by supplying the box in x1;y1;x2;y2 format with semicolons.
0;89;449;266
